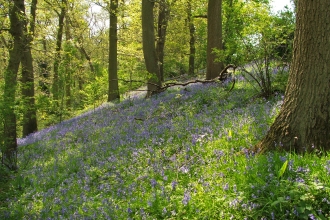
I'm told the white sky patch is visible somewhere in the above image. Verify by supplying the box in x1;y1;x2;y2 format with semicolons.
270;0;293;13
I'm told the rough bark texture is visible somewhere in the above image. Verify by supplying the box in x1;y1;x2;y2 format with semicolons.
256;0;330;153
21;0;38;137
142;0;162;97
206;0;224;80
2;0;25;170
187;1;195;76
108;0;120;101
156;0;169;82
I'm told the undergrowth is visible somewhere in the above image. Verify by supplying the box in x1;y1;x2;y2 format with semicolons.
1;77;329;219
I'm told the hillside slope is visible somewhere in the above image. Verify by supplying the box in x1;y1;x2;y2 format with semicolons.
2;79;330;219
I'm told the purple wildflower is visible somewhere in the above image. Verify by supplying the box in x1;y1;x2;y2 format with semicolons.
127;207;133;214
150;179;157;188
308;214;317;220
162;207;167;215
223;183;229;191
182;190;191;206
171;181;177;191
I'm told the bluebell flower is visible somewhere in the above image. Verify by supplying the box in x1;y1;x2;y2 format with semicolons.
162;207;167;215
150;179;157;188
182;190;191;206
223;183;229;191
171;181;177;191
308;214;316;220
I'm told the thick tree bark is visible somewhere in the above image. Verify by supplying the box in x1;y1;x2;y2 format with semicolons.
2;0;25;170
206;0;224;80
142;0;162;97
53;0;67;101
255;0;330;153
156;0;169;82
187;1;195;76
21;0;38;137
108;0;120;101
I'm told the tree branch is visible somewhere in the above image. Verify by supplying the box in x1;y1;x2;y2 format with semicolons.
194;15;207;18
114;64;237;95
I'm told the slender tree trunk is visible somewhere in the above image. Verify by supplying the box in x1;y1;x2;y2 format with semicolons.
187;1;195;76
2;0;25;170
53;0;67;102
39;37;50;94
206;0;224;80
223;0;233;63
142;0;162;97
77;43;94;73
255;0;330;153
156;0;169;82
21;0;38;137
65;17;71;108
108;0;120;101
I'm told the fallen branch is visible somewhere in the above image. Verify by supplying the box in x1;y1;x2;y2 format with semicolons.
114;64;237;95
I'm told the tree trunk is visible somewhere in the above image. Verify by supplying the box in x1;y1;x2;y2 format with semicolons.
255;0;330;153
53;0;67;102
142;0;162;97
77;43;94;73
2;0;25;170
108;0;120;101
65;16;72;108
206;0;224;80
156;0;169;82
223;0;233;63
187;1;195;76
21;0;38;137
39;37;50;94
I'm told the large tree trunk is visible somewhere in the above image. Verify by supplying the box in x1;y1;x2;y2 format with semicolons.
21;0;38;137
142;0;162;97
2;0;25;170
156;0;169;82
53;0;67;102
187;1;195;76
108;0;120;101
206;0;224;80
255;0;330;153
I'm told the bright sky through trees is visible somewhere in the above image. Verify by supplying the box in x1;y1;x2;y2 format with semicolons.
270;0;293;12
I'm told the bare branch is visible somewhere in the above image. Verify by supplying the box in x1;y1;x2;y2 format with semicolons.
114;64;237;95
194;15;207;18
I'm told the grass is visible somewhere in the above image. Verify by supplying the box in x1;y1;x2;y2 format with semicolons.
1;77;330;219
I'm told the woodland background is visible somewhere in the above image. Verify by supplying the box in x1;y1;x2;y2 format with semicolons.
3;1;330;219
0;0;294;138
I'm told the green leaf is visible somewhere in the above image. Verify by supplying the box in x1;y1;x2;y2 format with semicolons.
271;197;286;206
278;160;288;178
228;130;232;138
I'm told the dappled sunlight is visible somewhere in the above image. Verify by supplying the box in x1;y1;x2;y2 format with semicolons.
2;80;329;219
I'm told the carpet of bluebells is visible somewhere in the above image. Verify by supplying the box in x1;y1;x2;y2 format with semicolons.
1;78;330;219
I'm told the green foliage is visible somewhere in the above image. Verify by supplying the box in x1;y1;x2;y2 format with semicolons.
278;160;288;178
233;3;295;98
222;0;245;64
1;0;297;134
0;79;4;153
3;78;330;219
